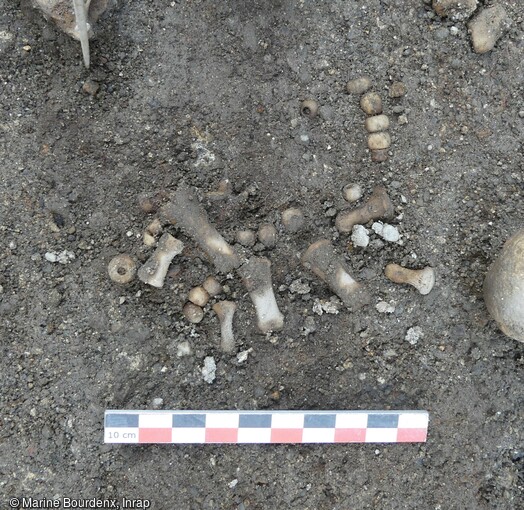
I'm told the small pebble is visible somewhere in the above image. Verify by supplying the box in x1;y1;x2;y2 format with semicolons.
351;225;370;248
388;81;407;98
360;92;383;115
368;132;391;150
346;76;372;95
343;183;363;203
201;356;217;384
468;5;510;54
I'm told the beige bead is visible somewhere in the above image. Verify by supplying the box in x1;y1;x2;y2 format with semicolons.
365;114;390;133
360;92;382;115
183;302;204;324
202;276;223;297
188;286;210;307
368;132;391;150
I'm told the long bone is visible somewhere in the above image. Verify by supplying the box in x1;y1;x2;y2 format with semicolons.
160;185;241;274
301;240;370;310
238;257;284;334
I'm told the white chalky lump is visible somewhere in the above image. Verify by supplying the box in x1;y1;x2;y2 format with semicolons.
45;250;76;264
372;222;401;243
405;326;424;345
351;225;370;248
202;356;217;383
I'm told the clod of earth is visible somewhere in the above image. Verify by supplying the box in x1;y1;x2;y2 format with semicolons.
335;186;394;233
238;256;284;334
213;300;237;353
384;264;436;295
483;229;524;343
301;239;370;310
160;185;241;274
137;233;184;288
107;254;137;284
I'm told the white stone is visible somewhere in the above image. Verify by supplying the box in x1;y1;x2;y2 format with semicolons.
202;356;217;383
376;301;395;313
372;222;400;243
405;326;423;345
351;225;370;247
177;341;192;357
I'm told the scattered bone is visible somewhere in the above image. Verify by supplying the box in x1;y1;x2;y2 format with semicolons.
335;186;394;233
143;218;163;246
205;179;232;201
360;92;383;115
300;99;319;118
343;184;363;203
365;114;390;133
351;225;370;248
301;239;370;309
372;222;401;243
281;208;305;233
183;302;204;324
238;257;284;334
160;185;240;273
108;254;137;284
468;5;510;54
346;77;372;95
258;223;277;248
188;286;210;307
201;356;216;384
368;132;391;150
138;233;184;288
236;229;256;247
202;275;223;297
213;300;237;353
371;149;389;163
385;264;436;295
484;229;524;342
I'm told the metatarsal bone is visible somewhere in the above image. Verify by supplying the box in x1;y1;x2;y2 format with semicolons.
160;185;240;274
238;257;284;334
301;239;370;309
138;233;184;288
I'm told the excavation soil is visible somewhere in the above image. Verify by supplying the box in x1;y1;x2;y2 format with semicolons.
1;1;523;508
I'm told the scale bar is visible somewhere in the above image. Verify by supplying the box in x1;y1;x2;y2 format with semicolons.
105;410;428;444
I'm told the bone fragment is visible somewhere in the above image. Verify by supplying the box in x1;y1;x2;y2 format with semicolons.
301;240;370;309
160;185;240;274
203;276;223;297
213;300;237;353
238;257;284;334
188;286;210;307
138;233;184;288
335;186;394;233
384;264;436;295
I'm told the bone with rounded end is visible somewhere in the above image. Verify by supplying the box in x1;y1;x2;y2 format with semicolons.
213;300;238;353
183;302;204;324
108;254;137;284
384;264;435;295
335;186;394;233
143;218;163;246
238;257;284;334
203;276;223;297
160;185;240;274
483;229;524;342
281;208;305;233
138;233;184;288
301;240;370;310
188;286;210;307
258;223;277;248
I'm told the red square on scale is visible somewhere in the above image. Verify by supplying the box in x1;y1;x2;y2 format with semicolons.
396;428;427;442
334;428;367;443
139;428;172;443
270;428;303;443
205;428;239;443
